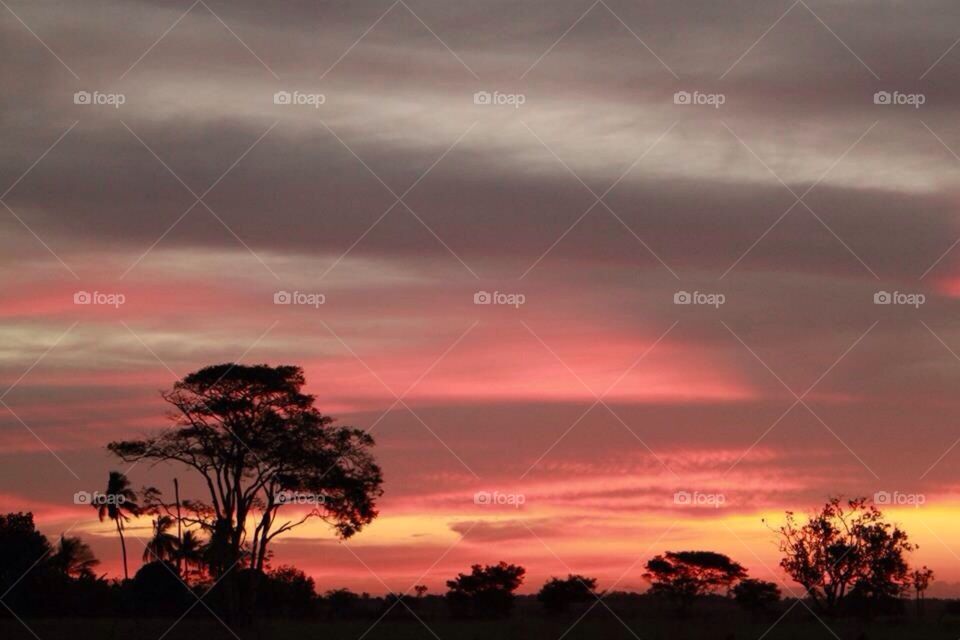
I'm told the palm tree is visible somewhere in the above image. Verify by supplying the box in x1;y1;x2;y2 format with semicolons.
51;534;99;579
95;471;140;580
177;530;206;581
143;515;179;563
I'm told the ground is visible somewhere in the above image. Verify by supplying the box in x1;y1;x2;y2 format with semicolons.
4;615;959;640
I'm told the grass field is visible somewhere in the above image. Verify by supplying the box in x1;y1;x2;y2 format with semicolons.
4;614;960;640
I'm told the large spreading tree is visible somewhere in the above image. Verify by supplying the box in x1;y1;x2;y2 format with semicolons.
643;551;746;614
773;497;915;613
108;364;383;581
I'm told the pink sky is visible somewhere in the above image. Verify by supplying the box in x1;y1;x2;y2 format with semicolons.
4;0;960;598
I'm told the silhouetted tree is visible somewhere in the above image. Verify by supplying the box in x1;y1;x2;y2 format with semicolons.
131;560;190;616
95;471;140;580
446;562;526;618
643;551;746;614
325;588;360;619
176;529;206;582
108;364;383;615
538;574;597;613
773;497;915;614
0;513;52;613
51;534;99;579
272;566;315;597
732;578;781;614
0;512;50;580
143;515;179;563
910;566;934;617
254;565;316;617
414;584;428;598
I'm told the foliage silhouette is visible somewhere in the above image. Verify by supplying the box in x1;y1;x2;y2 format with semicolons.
324;587;361;619
773;497;917;614
643;551;746;614
143;515;179;563
131;561;191;616
255;565;317;617
95;471;140;580
911;566;934;616
176;529;206;582
732;578;781;614
51;534;99;579
108;363;383;616
446;562;526;618
537;574;598;613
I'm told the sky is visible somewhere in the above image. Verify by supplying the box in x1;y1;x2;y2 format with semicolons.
3;0;960;597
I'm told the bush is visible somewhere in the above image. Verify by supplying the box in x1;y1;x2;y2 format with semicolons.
131;561;191;615
446;562;525;618
538;575;597;613
732;579;781;613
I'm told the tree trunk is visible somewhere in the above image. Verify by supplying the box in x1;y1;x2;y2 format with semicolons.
174;478;183;574
116;518;129;580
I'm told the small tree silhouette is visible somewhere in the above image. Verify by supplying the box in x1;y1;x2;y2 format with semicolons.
446;562;526;618
732;578;781;615
143;515;179;563
51;534;99;579
643;551;746;615
911;567;934;617
176;529;206;582
537;574;597;613
95;471;140;580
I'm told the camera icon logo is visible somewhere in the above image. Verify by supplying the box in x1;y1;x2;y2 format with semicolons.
73;91;91;105
673;291;692;304
473;91;492;105
673;91;691;105
73;291;92;305
873;291;891;304
73;490;92;504
274;91;292;105
873;490;891;505
473;491;491;505
873;91;892;105
273;291;292;304
673;490;692;505
474;291;492;305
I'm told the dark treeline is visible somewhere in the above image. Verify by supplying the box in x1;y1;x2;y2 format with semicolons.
0;364;943;627
0;508;946;624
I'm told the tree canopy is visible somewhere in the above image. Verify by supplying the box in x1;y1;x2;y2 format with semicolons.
446;562;526;617
773;497;915;613
537;574;598;613
108;364;383;578
643;551;746;612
